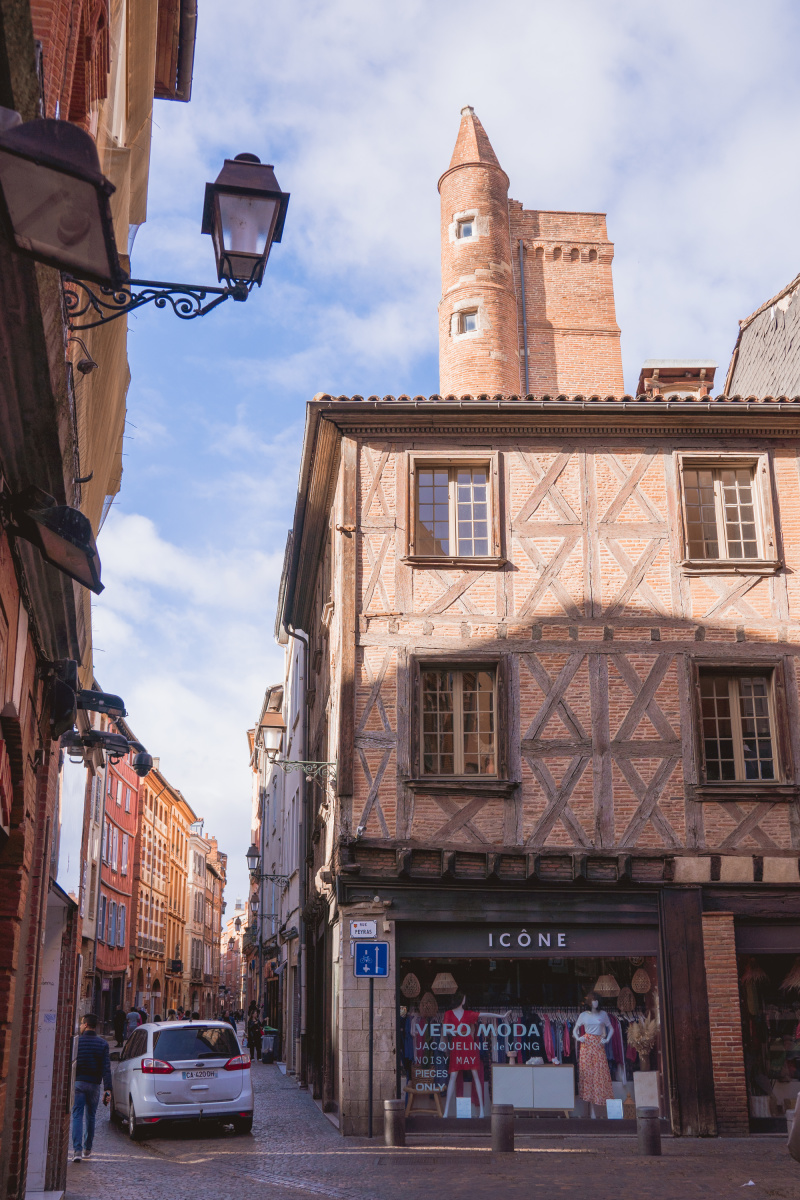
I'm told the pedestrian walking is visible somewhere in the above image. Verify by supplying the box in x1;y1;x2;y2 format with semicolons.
247;1012;262;1063
71;1014;111;1162
227;1011;238;1033
112;1005;126;1047
124;1007;141;1038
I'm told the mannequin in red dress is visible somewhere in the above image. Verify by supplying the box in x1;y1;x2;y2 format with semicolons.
442;994;497;1118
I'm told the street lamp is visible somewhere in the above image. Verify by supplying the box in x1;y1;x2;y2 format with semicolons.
2;484;103;593
250;894;259;916
202;155;289;287
234;917;241;933
0;111;121;285
257;714;337;785
63;148;289;323
259;712;286;762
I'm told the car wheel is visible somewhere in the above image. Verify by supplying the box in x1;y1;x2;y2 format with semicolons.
232;1116;253;1135
128;1099;145;1142
109;1092;120;1125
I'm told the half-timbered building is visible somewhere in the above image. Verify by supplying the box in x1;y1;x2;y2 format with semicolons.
275;108;800;1139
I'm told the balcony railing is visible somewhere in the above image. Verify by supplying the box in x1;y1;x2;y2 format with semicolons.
191;967;202;982
135;937;165;955
203;972;212;984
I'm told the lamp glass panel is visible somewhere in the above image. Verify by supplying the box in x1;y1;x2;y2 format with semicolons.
35;523;97;589
0;154;112;277
218;194;277;255
262;727;283;754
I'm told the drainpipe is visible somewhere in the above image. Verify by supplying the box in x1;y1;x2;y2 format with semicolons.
518;239;530;395
287;624;309;1088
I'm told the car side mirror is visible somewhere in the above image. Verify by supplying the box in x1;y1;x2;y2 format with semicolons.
109;1050;121;1061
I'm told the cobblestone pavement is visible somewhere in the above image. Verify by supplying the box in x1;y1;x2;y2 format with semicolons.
65;1058;799;1200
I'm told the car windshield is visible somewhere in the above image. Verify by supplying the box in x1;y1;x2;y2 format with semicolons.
153;1025;240;1061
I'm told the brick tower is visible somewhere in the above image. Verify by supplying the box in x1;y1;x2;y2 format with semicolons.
439;108;625;396
438;106;520;396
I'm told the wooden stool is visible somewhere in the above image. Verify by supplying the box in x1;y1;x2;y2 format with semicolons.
403;1067;445;1116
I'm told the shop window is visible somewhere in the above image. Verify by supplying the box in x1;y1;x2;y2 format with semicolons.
739;954;800;1130
677;454;779;571
407;454;502;563
421;666;496;776
697;668;781;783
398;955;664;1123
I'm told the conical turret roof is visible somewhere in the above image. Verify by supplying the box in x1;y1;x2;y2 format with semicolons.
439;106;509;190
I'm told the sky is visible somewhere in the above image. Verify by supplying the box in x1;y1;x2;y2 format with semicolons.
59;0;800;908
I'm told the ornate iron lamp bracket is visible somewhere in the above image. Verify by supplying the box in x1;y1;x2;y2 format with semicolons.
270;759;337;785
63;274;254;329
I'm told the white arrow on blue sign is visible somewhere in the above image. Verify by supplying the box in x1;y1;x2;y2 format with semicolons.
353;941;389;977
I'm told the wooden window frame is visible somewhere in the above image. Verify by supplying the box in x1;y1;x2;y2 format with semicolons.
405;450;504;568
676;451;780;574
690;658;797;800
407;655;514;793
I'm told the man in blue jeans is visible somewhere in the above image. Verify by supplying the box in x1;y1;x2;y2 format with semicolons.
71;1014;112;1162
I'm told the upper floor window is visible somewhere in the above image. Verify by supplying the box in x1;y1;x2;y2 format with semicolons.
699;669;777;782
417;465;490;557
679;455;779;571
458;309;478;334
457;218;474;239
421;666;496;777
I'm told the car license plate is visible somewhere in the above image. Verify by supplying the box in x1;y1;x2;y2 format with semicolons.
181;1069;218;1080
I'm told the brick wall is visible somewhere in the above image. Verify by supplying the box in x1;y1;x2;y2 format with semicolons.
702;912;749;1136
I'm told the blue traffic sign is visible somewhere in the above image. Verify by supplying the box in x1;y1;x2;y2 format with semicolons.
354;941;389;977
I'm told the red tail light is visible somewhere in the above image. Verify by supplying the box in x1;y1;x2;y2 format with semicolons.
141;1058;174;1075
223;1054;251;1071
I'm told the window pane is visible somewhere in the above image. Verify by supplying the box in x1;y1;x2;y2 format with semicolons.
722;469;758;558
462;311;477;333
461;669;496;775
700;675;736;780
455;468;490;556
684;468;719;558
421;670;455;774
418;469;450;555
738;676;775;780
459;220;473;238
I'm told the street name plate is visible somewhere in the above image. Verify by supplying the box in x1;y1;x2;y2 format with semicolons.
350;920;377;939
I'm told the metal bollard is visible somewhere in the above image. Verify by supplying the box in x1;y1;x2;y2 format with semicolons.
636;1106;661;1156
384;1098;406;1148
491;1103;515;1153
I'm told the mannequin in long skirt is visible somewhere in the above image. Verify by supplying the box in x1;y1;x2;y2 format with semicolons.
573;993;614;1117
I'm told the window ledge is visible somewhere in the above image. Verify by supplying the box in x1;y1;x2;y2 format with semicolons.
403;555;506;570
692;783;799;802
681;558;782;576
404;778;518;796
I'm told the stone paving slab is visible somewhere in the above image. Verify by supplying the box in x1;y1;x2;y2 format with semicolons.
64;1060;799;1200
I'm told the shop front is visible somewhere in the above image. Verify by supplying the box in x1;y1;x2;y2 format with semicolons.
735;922;800;1132
397;918;665;1131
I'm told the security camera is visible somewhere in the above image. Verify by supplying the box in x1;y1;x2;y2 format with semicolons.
61;728;130;762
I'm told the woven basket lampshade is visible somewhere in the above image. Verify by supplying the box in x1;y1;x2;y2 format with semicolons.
401;973;421;998
780;957;800;994
593;973;620;997
617;986;636;1012
418;991;438;1018
631;968;651;994
431;971;458;995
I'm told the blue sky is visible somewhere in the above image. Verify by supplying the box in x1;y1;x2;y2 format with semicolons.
60;0;800;908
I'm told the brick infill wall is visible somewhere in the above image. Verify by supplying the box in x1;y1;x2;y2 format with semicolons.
701;911;749;1136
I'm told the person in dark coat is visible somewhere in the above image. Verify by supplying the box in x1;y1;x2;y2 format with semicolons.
113;1006;126;1046
247;1013;262;1063
71;1014;112;1161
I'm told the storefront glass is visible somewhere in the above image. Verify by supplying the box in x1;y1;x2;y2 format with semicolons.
398;955;664;1121
738;954;800;1130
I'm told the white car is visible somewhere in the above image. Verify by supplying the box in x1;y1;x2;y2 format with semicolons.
111;1020;253;1139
